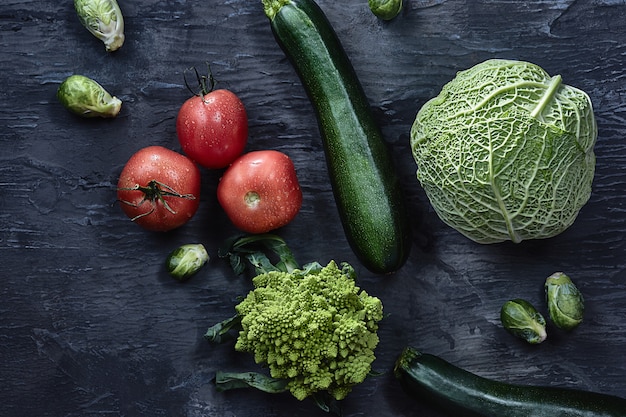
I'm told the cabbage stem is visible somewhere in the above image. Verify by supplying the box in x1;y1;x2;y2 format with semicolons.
530;75;562;119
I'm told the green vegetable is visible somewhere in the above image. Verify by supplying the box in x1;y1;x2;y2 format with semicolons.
394;347;626;417
546;272;584;330
500;298;547;344
262;0;411;274
411;59;597;244
218;233;300;276
74;0;125;52
57;75;122;118
207;234;383;411
368;0;402;20
165;243;209;281
214;371;289;393
234;260;382;401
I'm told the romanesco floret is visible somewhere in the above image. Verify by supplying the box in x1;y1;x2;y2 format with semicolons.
233;260;383;401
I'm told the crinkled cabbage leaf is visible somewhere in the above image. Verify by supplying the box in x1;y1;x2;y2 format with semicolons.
410;59;597;243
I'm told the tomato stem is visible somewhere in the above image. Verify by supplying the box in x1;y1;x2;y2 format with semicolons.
183;62;216;99
244;191;261;209
118;180;197;222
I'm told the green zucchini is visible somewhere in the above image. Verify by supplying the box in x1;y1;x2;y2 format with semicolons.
394;347;626;417
262;0;411;274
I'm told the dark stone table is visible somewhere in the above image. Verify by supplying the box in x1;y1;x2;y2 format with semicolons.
2;1;625;416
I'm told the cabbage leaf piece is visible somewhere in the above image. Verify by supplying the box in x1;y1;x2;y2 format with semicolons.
410;59;597;243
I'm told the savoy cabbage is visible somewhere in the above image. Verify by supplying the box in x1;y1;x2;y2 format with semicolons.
410;59;597;243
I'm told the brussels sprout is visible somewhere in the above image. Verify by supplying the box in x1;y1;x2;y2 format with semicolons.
57;75;122;118
74;0;125;52
500;299;547;344
545;272;584;330
410;59;597;244
368;0;403;20
166;244;209;281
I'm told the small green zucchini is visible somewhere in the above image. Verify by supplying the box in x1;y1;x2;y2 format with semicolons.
394;347;626;417
261;0;411;274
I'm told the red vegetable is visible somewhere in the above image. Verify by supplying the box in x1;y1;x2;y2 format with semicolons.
117;146;201;232
217;150;302;233
176;87;248;170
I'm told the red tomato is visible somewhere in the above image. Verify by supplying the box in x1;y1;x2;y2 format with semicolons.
217;150;303;234
176;89;248;169
117;146;201;232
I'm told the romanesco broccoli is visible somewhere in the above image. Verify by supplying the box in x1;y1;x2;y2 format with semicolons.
233;260;383;401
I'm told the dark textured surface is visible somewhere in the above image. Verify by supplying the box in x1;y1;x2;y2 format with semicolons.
2;1;626;416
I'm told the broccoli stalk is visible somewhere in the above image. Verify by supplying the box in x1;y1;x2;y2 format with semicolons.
207;234;384;414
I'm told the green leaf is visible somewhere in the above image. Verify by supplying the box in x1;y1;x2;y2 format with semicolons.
204;314;242;344
218;233;300;275
214;371;344;416
214;371;289;394
245;252;280;274
311;392;343;415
